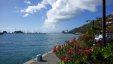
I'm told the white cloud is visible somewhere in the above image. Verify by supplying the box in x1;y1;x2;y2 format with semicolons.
24;0;32;4
21;0;103;32
20;0;47;16
24;13;29;17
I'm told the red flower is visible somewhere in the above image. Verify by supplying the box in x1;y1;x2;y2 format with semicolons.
80;49;92;54
52;47;57;53
76;46;81;51
67;49;73;53
64;56;69;61
71;38;76;43
84;49;92;54
79;50;84;52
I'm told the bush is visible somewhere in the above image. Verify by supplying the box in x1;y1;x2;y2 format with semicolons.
53;38;92;64
53;38;113;64
77;34;94;48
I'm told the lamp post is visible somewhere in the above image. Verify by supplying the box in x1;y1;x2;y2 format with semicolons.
102;0;106;46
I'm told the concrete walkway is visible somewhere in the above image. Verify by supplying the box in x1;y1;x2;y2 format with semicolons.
24;51;60;64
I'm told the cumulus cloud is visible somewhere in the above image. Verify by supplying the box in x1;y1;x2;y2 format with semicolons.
21;0;102;32
24;0;32;4
20;0;47;16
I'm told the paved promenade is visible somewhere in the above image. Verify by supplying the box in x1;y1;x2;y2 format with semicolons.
24;51;60;64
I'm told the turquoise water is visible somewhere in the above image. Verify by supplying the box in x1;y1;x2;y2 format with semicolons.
0;33;77;64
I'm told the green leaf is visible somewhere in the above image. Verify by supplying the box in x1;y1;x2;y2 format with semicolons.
103;52;110;58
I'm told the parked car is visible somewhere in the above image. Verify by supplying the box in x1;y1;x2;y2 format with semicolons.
95;34;103;42
95;34;113;42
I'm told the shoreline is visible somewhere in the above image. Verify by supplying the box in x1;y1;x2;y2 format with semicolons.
24;51;53;64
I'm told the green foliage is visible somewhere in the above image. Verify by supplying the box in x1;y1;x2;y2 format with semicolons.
53;38;93;64
53;37;113;64
101;43;113;64
68;18;102;34
57;12;113;64
77;34;94;48
90;43;113;64
68;13;113;34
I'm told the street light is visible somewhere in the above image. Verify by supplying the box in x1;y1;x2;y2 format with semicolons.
102;0;106;46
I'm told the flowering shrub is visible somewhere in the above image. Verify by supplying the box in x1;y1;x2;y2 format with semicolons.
53;38;113;64
67;49;73;54
64;56;69;61
53;38;93;64
79;49;92;54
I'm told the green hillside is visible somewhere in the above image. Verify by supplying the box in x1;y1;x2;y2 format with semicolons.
68;12;113;34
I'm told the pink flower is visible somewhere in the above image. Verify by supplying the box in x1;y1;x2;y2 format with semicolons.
67;49;73;54
79;50;83;52
52;47;57;53
76;46;81;51
71;38;76;43
84;49;92;54
64;56;69;61
79;49;92;54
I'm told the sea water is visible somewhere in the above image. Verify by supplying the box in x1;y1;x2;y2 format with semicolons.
0;33;77;64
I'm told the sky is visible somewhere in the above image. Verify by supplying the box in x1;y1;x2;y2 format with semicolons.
0;0;113;33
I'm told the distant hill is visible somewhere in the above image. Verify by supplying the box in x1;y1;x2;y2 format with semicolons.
14;31;24;33
68;12;113;34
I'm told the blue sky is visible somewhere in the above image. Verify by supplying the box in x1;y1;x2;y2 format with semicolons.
0;0;113;33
